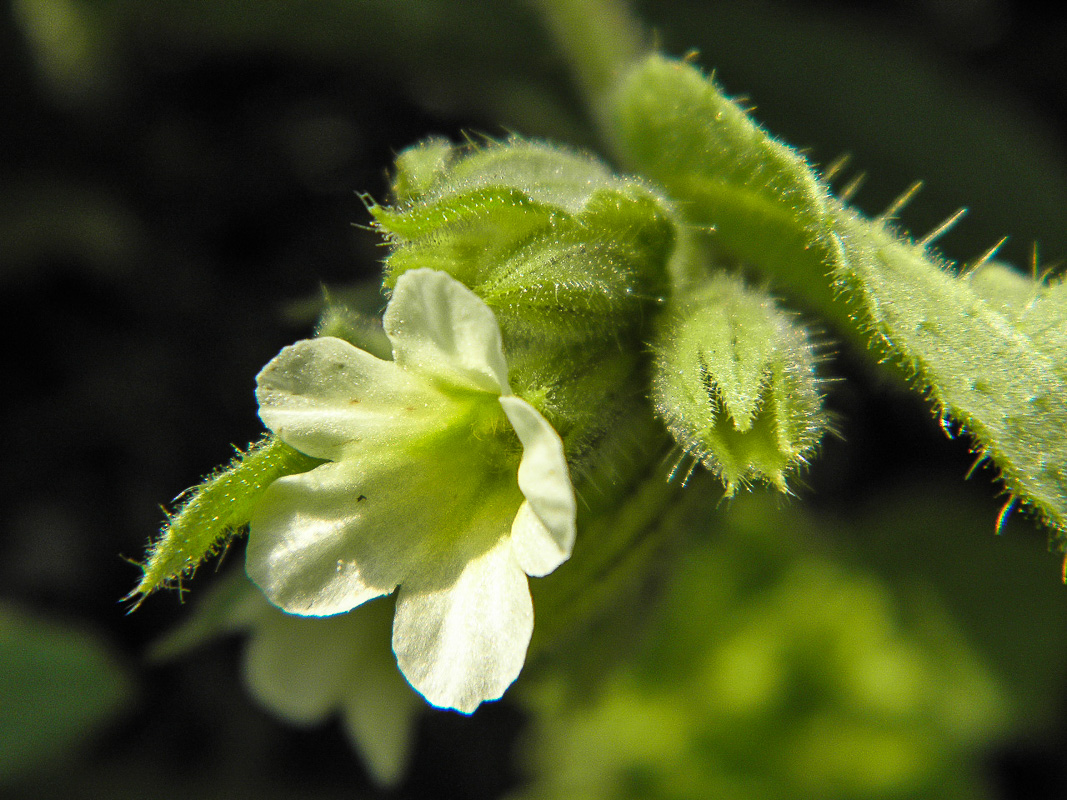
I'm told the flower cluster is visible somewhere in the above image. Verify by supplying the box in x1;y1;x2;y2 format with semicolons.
134;135;829;717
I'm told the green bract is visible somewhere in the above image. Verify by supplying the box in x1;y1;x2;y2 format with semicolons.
608;53;1067;539
128;436;322;604
652;274;827;494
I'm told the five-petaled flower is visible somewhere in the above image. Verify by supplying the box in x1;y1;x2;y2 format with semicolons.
246;268;577;713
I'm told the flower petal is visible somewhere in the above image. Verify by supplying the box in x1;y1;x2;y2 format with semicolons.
509;501;566;578
242;594;420;788
499;395;576;576
392;530;532;713
246;459;434;616
242;603;358;724
385;268;511;395
339;641;422;787
257;336;445;461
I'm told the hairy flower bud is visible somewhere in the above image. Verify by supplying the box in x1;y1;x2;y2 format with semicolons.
652;274;827;494
370;137;676;350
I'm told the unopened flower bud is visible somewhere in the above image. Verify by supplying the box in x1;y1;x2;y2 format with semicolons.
652;274;827;495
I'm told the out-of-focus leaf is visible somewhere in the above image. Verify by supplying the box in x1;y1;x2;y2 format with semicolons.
0;603;134;784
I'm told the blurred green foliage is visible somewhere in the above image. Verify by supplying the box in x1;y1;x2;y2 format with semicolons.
0;604;133;786
513;491;1028;800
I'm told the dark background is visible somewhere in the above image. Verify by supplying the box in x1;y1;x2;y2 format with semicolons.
2;1;1066;797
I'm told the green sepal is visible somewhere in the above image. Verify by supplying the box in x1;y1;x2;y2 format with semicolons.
652;274;827;495
608;53;1067;539
474;188;675;345
509;344;644;471
127;436;322;606
373;187;557;290
432;138;620;212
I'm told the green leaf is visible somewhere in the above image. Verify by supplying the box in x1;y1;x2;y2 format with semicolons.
128;435;321;605
608;54;845;319
833;209;1067;536
608;54;1067;539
